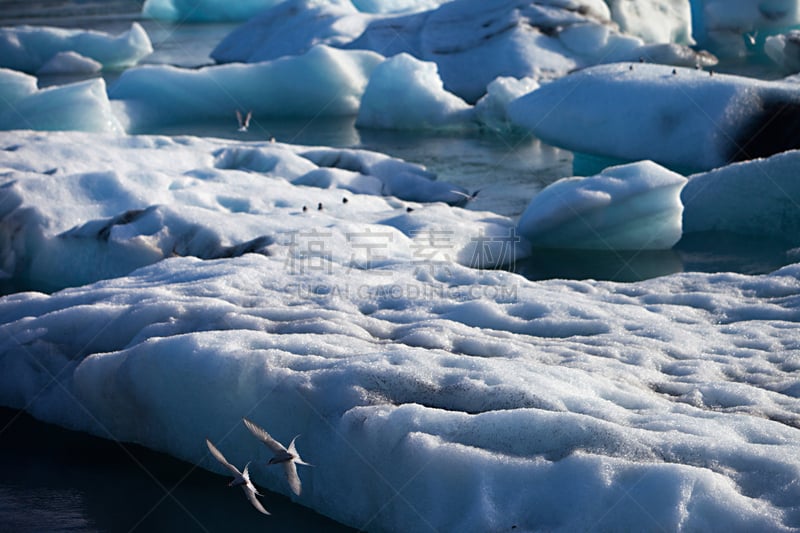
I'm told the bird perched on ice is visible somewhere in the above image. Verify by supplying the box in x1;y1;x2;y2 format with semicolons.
243;418;312;497
236;110;252;132
205;438;270;515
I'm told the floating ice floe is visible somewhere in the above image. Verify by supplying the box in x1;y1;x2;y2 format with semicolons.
143;0;445;22
109;45;384;133
604;0;693;44
0;23;152;74
517;160;687;250
509;62;800;172
355;53;475;131
0;131;522;292
212;0;716;103
36;51;103;75
473;76;540;132
210;0;370;64
142;0;284;21
0;77;122;133
0;251;798;531
683;149;800;244
691;0;800;59
765;30;800;73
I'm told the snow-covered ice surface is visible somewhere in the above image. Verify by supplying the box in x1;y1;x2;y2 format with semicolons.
2;250;800;532
0;23;152;74
0;131;520;292
509;62;800;172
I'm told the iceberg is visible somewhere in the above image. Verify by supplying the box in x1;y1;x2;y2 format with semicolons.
210;0;370;64
765;30;800;73
509;62;800;172
604;0;693;44
0;78;123;133
35;51;102;75
0;23;152;74
0;69;37;115
683;149;800;244
0;131;522;292
517;160;686;250
1;251;798;531
355;53;475;131
212;0;715;103
109;45;384;132
142;0;284;21
691;0;800;58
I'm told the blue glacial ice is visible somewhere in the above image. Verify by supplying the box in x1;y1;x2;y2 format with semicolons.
517;160;687;250
109;45;384;132
355;53;475;131
0;23;152;75
0;75;122;133
691;0;800;59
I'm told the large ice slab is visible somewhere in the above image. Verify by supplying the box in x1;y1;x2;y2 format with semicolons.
509;62;800;172
518;160;686;250
109;45;384;132
0;78;122;133
0;131;522;292
0;251;798;531
683;149;800;244
212;0;715;103
0;23;152;74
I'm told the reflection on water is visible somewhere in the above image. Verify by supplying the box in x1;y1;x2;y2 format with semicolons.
0;408;356;532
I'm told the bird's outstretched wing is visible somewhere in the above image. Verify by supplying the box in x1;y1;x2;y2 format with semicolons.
283;461;302;497
243;418;287;454
206;438;241;478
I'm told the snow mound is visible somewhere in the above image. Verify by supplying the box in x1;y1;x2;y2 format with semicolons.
0;23;152;74
509;62;800;172
518;160;686;250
